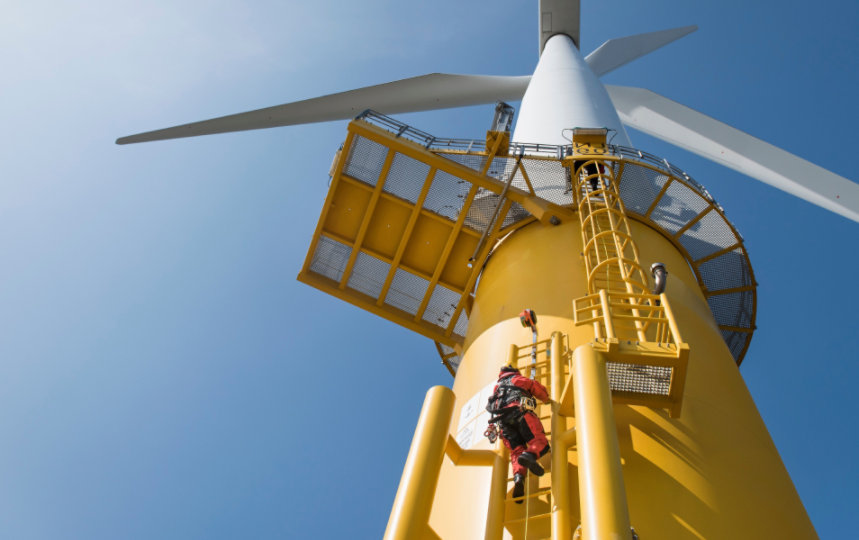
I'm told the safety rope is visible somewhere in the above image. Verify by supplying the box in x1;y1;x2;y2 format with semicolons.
524;473;531;539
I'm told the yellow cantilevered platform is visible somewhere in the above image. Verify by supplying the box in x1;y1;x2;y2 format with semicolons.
297;114;572;354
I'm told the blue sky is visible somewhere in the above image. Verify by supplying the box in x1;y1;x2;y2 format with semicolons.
1;0;857;538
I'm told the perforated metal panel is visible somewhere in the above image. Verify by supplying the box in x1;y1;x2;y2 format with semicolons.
385;153;429;203
309;237;351;282
344;136;388;183
607;362;672;396
385;268;429;314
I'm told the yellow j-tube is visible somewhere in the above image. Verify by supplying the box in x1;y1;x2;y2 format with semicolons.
420;218;817;539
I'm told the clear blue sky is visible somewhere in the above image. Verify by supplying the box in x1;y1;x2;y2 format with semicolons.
1;0;856;538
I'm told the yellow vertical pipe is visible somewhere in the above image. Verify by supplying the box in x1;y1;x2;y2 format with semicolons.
572;345;631;540
549;332;573;540
507;343;518;367
483;451;508;540
660;292;685;344
598;289;616;340
384;386;455;540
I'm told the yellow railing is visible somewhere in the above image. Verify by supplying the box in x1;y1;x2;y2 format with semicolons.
573;290;685;349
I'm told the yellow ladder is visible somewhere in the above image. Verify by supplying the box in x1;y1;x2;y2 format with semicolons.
501;337;574;540
564;150;690;539
568;154;689;416
574;159;648;297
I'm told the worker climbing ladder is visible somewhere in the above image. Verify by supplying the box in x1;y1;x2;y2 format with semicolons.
500;336;567;539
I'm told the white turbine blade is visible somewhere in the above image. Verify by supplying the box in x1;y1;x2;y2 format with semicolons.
607;84;859;223
585;25;697;77
116;73;531;145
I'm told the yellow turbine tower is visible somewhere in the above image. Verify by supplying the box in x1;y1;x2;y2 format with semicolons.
117;2;859;538
295;109;802;539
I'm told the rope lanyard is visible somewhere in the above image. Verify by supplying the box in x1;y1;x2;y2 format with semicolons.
524;474;531;539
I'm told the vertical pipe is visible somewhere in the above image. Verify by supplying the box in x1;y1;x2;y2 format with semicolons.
484;451;508;540
550;332;573;540
507;343;519;368
384;386;455;540
572;345;631;540
660;292;685;344
598;289;616;340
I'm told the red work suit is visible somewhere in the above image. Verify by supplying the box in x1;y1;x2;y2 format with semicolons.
491;370;550;476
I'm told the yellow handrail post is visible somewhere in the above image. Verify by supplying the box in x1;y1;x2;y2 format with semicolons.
660;292;685;344
384;386;455;540
599;289;616;340
572;345;632;540
507;343;518;367
550;332;573;540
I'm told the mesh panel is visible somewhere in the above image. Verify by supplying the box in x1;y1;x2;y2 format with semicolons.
708;292;743;327
431;153;538;229
346;251;390;298
485;156;517;181
344;136;389;184
384;152;429;203
439;343;461;372
721;328;749;360
421;284;460;328
445;154;572;207
679;209;740;260
618;164;669;215
453;310;469;339
517;158;571;206
424;169;469;221
502;202;530;229
649;181;710;235
698;249;752;292
440;153;486;173
384;268;429;315
741;288;754;327
466;188;502;231
607;362;672;396
309;236;352;282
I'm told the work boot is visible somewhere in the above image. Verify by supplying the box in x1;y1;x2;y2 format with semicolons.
517;452;544;476
512;473;525;504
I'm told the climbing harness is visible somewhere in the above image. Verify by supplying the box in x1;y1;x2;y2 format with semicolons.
486;376;526;417
519;395;537;412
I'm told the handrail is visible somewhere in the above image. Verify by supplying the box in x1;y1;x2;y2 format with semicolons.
574;291;683;349
355;110;715;200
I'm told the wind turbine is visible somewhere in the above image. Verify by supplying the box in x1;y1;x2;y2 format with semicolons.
118;1;857;538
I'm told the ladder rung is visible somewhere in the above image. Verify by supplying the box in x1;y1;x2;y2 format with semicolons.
504;511;554;526
508;488;552;502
